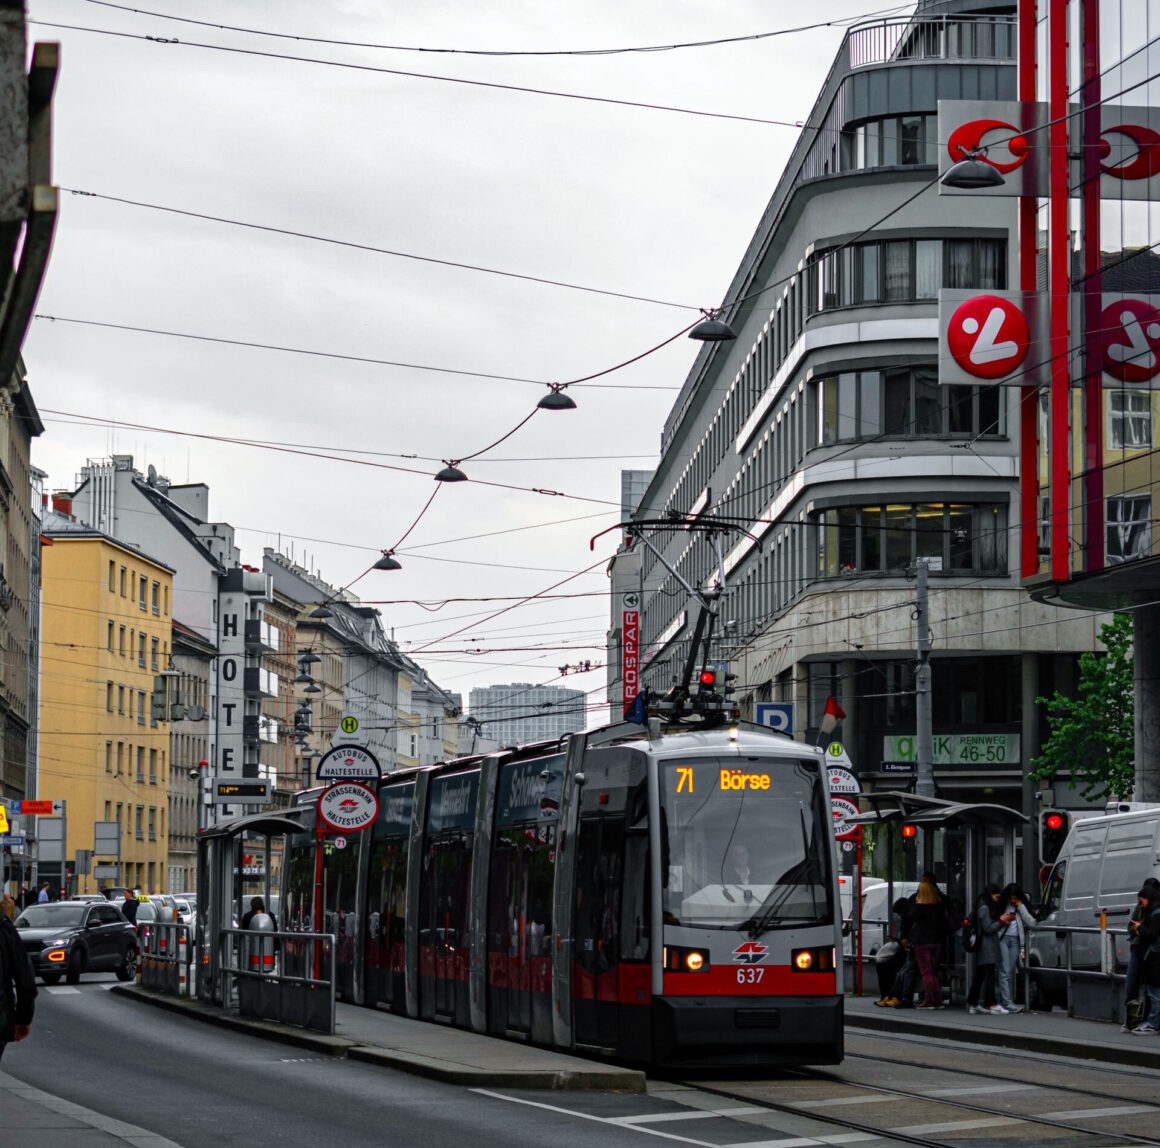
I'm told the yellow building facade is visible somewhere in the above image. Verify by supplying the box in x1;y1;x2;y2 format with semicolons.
39;525;174;894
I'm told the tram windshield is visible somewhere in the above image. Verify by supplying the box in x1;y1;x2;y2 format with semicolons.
660;757;832;931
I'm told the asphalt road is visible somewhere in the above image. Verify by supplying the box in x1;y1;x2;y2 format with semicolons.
8;975;837;1148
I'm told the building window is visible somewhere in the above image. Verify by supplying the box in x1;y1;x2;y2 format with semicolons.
104;801;112;821
138;691;145;725
148;807;156;841
105;741;112;773
107;621;114;651
116;802;122;829
116;741;124;774
151;581;160;614
107;681;114;711
852;114;939;170
163;585;169;616
120;566;126;596
814;501;1008;577
138;632;146;667
117;684;124;714
151;637;159;671
817;367;1002;443
137;745;145;781
1108;391;1152;450
1107;495;1152;564
149;748;156;784
108;560;116;592
139;576;147;610
119;625;126;656
136;807;143;840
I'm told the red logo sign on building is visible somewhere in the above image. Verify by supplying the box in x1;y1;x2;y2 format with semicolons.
622;607;639;715
948;118;1030;173
947;295;1031;380
1100;124;1160;181
1100;298;1160;383
732;941;768;965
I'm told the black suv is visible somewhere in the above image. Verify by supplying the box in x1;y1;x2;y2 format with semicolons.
15;901;137;985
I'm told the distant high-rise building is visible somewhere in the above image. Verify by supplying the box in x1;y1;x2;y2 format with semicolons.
467;682;585;747
621;470;653;530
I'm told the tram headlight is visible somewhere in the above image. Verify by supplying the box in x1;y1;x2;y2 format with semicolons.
664;945;710;973
794;950;813;970
791;946;834;972
685;951;705;972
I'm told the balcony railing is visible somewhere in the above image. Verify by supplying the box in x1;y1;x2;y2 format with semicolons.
848;14;1017;70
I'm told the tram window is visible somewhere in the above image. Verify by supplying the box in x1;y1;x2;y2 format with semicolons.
574;820;624;974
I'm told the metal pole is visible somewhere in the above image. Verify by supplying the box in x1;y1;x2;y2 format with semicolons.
915;562;934;799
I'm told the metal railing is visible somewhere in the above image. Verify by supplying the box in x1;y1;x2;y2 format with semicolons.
136;920;194;997
218;927;336;1035
847;15;1017;70
1023;921;1130;1018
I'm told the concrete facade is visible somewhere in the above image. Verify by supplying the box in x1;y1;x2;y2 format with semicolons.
467;682;585;746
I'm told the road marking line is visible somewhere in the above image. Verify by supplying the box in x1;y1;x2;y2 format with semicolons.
615;1107;765;1125
726;1136;875;1148
472;1089;717;1147
0;1069;184;1146
794;1096;892;1109
44;986;81;995
890;1117;1020;1135
921;1083;1036;1097
1051;1105;1157;1120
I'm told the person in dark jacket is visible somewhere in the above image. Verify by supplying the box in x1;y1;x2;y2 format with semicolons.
1123;877;1160;1030
1131;884;1160;1035
0;894;36;1062
120;888;139;926
966;883;1004;1014
903;876;948;1008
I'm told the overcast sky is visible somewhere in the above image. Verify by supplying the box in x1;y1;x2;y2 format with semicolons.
23;0;907;720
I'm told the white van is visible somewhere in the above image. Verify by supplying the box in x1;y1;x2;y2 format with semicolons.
842;879;919;958
1029;805;1160;1009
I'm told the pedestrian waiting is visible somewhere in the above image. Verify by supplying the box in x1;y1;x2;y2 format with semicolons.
993;884;1035;1014
1131;883;1160;1036
966;883;1004;1014
1122;877;1160;1031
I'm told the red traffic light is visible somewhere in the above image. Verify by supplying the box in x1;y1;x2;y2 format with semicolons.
1045;813;1063;830
699;670;717;686
901;824;917;839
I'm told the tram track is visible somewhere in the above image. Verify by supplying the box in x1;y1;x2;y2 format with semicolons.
684;1061;1160;1148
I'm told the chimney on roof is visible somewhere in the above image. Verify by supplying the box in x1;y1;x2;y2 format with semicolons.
51;493;72;516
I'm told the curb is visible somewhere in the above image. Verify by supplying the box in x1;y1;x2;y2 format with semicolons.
848;1011;1160;1070
111;986;646;1091
109;985;354;1057
347;1045;646;1092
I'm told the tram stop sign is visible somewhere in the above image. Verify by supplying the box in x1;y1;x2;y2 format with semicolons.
831;796;861;841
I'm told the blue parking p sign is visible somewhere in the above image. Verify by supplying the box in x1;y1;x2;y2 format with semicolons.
755;702;794;735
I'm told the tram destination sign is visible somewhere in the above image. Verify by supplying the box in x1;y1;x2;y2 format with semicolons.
212;781;271;803
316;745;382;782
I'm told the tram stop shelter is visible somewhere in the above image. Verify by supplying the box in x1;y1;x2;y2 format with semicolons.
844;792;1028;1001
196;808;327;1026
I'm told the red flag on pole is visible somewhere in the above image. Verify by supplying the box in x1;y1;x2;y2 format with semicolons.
819;696;846;737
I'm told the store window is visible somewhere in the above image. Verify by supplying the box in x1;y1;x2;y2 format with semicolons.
1107;391;1152;450
1107;495;1152;564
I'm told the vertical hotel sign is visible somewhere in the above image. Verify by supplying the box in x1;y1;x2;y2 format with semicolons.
215;586;245;819
621;592;640;715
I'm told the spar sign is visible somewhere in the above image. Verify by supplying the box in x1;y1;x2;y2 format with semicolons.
622;592;640;715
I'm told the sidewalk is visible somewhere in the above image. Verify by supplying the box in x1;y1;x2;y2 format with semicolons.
111;985;646;1091
0;1067;182;1147
845;993;1160;1069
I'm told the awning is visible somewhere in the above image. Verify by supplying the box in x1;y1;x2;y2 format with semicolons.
846;790;1028;828
198;810;312;841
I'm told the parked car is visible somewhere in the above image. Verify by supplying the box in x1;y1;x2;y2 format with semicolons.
1029;804;1160;1009
14;900;137;985
173;898;193;926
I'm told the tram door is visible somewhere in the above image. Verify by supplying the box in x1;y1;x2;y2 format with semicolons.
365;785;413;1012
572;816;624;1050
419;771;479;1027
322;837;360;1002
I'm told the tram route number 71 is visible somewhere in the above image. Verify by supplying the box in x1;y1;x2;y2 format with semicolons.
676;766;694;793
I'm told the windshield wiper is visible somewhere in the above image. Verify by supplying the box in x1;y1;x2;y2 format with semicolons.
745;810;817;939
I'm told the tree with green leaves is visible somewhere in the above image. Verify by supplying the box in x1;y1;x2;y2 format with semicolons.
1030;612;1135;801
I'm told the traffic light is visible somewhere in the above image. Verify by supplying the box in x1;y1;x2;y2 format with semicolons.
901;823;917;840
1039;809;1070;864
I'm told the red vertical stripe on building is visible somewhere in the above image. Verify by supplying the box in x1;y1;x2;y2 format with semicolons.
1018;0;1039;579
1048;0;1071;583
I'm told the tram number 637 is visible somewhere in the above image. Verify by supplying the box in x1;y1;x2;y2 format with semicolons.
737;967;765;985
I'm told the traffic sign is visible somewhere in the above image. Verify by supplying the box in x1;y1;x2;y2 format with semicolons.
0;836;24;847
333;836;347;850
755;702;794;735
340;715;359;735
316;744;382;782
20;799;62;816
825;741;853;769
318;783;379;833
0;805;7;834
831;796;861;841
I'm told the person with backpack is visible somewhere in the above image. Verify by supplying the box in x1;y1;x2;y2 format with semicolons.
1130;883;1160;1035
1122;877;1160;1031
0;890;36;1063
965;883;1004;1014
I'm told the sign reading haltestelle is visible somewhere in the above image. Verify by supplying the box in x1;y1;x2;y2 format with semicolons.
316;744;382;782
318;782;379;833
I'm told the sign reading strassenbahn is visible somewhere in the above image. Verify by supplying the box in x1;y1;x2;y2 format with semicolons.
318;782;379;833
316;744;382;782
